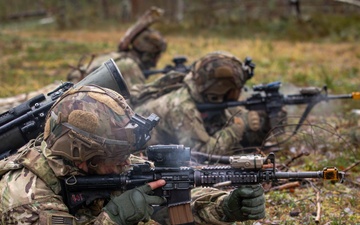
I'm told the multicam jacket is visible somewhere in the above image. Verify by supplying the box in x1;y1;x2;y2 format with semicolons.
0;142;116;225
0;141;234;225
134;86;245;156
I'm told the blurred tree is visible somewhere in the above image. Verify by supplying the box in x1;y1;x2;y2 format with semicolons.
0;0;359;28
175;0;184;22
289;0;301;20
121;0;132;21
101;0;110;19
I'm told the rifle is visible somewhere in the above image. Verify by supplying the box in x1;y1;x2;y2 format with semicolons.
197;81;360;135
143;56;190;78
0;59;130;160
0;82;73;159
61;144;344;225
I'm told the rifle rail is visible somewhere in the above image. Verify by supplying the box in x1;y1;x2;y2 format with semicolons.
61;146;345;217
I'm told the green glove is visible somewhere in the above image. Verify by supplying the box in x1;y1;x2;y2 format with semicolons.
104;184;166;225
222;184;265;222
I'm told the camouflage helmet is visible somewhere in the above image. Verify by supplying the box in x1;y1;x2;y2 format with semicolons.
43;85;158;164
131;28;167;53
187;51;252;103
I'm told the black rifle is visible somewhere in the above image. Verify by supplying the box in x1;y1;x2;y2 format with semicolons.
0;58;130;160
0;82;74;159
0;86;158;161
61;144;344;225
143;56;191;78
197;81;360;135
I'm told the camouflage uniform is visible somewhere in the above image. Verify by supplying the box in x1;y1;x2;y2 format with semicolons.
0;143;142;224
67;7;167;92
134;52;263;155
0;85;258;224
0;145;235;225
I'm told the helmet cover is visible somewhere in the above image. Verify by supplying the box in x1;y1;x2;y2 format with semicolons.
44;85;136;163
188;51;249;102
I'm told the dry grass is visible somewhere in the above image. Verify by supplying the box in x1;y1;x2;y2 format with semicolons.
1;26;359;224
254;115;360;225
1;28;359;96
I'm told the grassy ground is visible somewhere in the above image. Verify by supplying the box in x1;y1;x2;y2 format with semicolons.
1;19;360;98
1;18;359;224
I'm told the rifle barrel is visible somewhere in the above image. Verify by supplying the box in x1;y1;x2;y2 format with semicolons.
275;167;343;182
327;94;353;99
143;69;165;78
275;171;323;179
330;92;360;100
198;91;360;112
197;101;247;112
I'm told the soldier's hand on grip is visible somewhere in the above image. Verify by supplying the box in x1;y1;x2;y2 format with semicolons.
222;184;265;222
258;108;287;135
103;180;166;225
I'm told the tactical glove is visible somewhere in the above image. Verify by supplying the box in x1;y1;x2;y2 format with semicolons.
237;111;268;147
222;184;265;222
243;109;287;133
104;184;166;225
239;109;288;147
259;109;287;134
246;111;262;132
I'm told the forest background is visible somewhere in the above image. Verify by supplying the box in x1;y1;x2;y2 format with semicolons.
0;0;360;224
